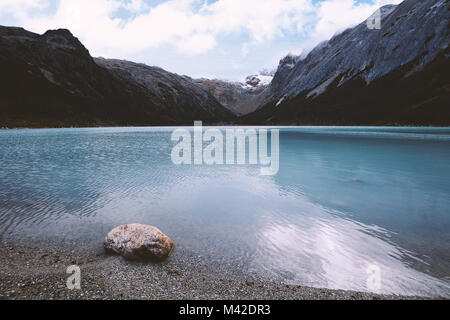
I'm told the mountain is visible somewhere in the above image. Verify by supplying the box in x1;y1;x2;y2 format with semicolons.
194;72;273;115
94;58;233;121
0;26;234;128
0;0;448;128
242;0;450;126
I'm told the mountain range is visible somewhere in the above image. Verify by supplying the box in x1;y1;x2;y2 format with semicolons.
0;27;234;127
194;72;273;116
0;0;449;127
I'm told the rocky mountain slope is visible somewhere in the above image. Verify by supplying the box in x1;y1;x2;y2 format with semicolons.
0;26;234;127
94;58;233;121
194;72;273;115
242;0;450;125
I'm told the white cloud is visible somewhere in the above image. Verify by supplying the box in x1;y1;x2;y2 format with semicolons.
306;0;403;51
9;0;315;56
122;0;148;13
1;0;404;77
0;0;47;9
176;33;216;54
241;42;249;57
0;0;49;20
202;0;313;43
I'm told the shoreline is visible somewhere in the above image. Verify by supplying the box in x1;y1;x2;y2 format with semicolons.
0;240;435;300
1;125;450;130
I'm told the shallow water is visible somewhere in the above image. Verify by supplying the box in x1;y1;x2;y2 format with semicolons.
0;126;449;297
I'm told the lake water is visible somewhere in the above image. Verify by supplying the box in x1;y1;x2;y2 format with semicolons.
0;126;449;297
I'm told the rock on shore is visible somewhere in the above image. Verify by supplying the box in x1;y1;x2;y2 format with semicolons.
104;224;174;261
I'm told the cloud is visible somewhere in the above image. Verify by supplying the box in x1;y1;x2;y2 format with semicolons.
306;0;403;50
176;33;216;54
122;0;148;13
0;0;49;20
8;0;315;56
1;0;404;77
0;0;47;10
241;42;249;57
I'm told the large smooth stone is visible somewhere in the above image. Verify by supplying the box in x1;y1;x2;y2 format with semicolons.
104;224;174;261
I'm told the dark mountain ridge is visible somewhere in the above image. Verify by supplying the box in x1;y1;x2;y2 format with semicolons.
0;26;234;127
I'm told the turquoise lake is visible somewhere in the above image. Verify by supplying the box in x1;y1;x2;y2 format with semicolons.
0;126;449;297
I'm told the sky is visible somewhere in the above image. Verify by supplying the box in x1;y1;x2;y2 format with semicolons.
0;0;402;80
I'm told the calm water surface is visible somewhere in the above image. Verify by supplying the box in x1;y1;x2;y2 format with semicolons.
0;127;449;296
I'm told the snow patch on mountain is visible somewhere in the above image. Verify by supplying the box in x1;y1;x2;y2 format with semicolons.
241;74;273;90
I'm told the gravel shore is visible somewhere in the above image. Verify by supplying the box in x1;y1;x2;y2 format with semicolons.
0;240;430;300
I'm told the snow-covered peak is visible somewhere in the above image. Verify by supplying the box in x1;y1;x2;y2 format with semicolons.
241;74;273;90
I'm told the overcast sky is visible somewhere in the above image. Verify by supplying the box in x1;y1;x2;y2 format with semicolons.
0;0;401;80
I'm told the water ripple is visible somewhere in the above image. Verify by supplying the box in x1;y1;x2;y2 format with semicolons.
0;127;449;297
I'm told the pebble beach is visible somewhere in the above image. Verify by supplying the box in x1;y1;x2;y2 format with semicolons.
0;240;431;300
